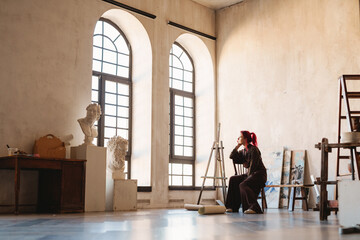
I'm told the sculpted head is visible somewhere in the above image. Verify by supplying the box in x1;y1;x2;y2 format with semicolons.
86;103;101;122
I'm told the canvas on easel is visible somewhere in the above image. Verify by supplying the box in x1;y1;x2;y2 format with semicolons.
290;150;306;208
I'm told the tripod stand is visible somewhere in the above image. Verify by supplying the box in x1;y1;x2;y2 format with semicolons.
197;123;227;205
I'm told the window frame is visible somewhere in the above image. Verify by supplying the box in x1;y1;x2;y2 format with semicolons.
169;42;196;189
92;18;133;178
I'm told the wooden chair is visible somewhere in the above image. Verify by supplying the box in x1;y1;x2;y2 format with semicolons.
233;162;267;211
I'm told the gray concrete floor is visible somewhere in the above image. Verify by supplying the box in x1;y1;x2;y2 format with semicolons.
0;209;358;240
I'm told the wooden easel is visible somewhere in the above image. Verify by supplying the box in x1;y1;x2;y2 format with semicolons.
337;75;360;180
197;123;227;205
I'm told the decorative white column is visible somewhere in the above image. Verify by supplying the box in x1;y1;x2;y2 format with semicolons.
71;145;106;212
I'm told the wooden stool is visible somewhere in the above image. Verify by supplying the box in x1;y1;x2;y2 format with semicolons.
258;187;267;211
264;184;312;211
288;186;309;211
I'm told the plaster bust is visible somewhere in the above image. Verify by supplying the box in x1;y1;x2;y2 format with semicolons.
78;103;101;145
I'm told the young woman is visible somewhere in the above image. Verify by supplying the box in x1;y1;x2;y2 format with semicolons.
225;131;267;214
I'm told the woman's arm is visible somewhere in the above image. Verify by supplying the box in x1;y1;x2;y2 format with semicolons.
230;147;245;164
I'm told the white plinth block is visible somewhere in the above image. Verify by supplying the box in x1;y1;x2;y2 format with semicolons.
338;180;360;227
71;145;106;212
113;180;137;211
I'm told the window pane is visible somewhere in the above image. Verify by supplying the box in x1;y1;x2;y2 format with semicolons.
92;60;102;72
184;137;193;146
184;147;193;157
184;71;193;82
105;104;116;116
104;138;109;147
94;21;102;35
118;107;129;118
183;164;192;175
184;127;192;137
172;163;182;174
172;57;183;69
181;55;193;71
169;163;172;174
184;98;192;107
184;117;192;127
92;137;98;146
172;44;183;57
175;135;183;145
105;127;116;138
172;176;182;186
184;82;192;92
118;96;129;106
175;126;183;135
125;160;128;173
91;90;98;102
175;116;183;125
117;129;128;139
114;35;129;54
105;81;117;93
117;66;129;78
103;49;117;64
173;68;183;80
118;83;129;95
175;146;183;155
183;176;192;186
93;46;102;60
105;116;116;127
92;76;99;90
117;117;128;128
175;95;183;105
175;106;183;115
103;63;117;75
184;107;193;117
105;93;117;104
169;175;172;185
118;54;129;67
103;37;116;51
172;79;182;90
169;67;173;83
93;35;103;48
104;22;120;41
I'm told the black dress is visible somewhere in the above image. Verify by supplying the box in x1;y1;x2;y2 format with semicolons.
225;144;267;213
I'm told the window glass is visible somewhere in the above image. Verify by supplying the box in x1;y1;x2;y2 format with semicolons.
92;19;131;179
169;43;195;187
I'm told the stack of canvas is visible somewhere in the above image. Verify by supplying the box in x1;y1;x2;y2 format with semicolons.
263;149;306;209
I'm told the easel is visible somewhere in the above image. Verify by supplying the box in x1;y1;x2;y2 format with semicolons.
197;123;227;205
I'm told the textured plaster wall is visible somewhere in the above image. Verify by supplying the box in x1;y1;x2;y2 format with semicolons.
216;0;360;205
0;0;216;209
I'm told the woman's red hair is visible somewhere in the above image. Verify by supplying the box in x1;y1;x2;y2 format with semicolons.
241;130;258;147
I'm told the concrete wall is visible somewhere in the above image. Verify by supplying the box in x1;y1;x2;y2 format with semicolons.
216;0;360;206
0;0;217;209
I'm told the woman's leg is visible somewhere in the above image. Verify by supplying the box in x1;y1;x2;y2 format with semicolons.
225;174;247;212
239;174;264;213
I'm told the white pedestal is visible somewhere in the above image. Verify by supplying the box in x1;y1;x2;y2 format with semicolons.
338;180;360;227
71;145;106;212
113;179;137;211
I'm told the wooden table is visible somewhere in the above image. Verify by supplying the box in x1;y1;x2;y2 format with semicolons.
314;138;360;220
0;155;86;214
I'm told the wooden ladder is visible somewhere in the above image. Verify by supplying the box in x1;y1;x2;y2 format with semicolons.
337;75;360;180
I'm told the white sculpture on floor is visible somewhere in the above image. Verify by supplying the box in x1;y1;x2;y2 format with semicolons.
78;103;101;145
107;135;128;179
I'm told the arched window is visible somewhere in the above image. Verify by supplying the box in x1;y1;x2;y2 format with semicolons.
92;18;132;178
169;43;195;188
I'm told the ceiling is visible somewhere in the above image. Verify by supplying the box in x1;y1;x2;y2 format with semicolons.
190;0;244;10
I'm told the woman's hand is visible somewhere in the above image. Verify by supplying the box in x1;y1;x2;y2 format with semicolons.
235;137;242;149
